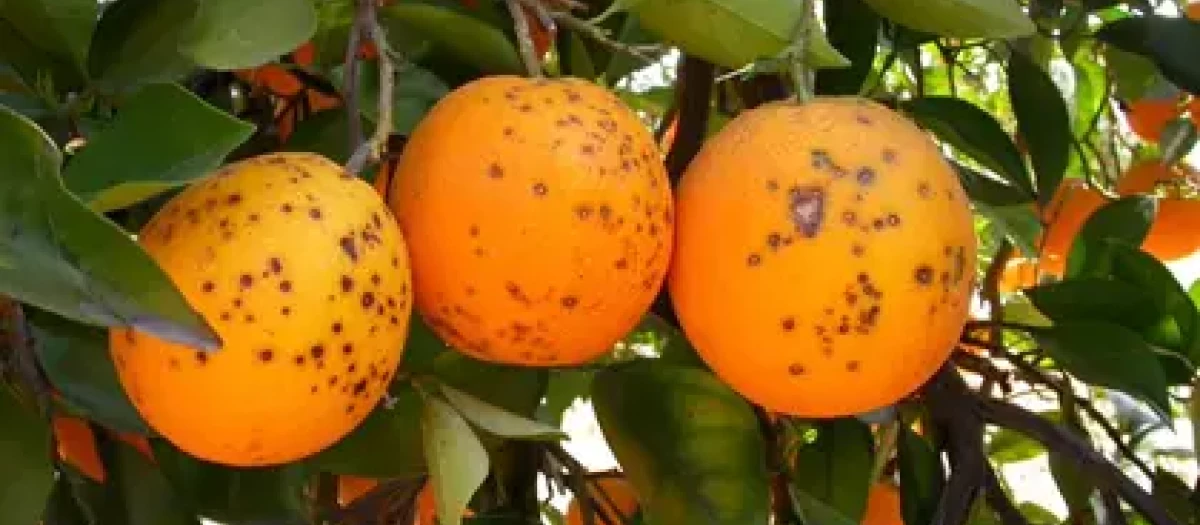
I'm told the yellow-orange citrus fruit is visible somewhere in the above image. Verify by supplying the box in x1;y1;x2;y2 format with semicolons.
1115;161;1200;261
1037;179;1107;277
389;76;673;367
862;482;904;525
1187;1;1200;20
1125;98;1181;143
669;97;977;418
565;477;640;525
998;256;1040;294
109;152;413;467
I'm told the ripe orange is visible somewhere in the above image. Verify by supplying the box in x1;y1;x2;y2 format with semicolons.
1187;1;1200;20
1124;97;1182;143
862;482;904;525
388;76;673;367
1036;179;1107;277
669;97;977;418
564;477;640;525
1189;97;1200;128
998;256;1039;294
52;415;154;482
1114;161;1200;261
109;152;413;467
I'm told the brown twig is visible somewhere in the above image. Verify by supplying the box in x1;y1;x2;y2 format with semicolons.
343;0;370;159
923;367;987;525
346;0;397;175
982;467;1030;525
506;0;544;77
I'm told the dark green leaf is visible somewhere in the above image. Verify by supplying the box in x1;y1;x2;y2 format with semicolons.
0;105;221;351
602;15;661;84
0;384;54;525
953;161;1036;207
423;395;490;525
333;60;449;136
897;427;943;525
789;418;874;521
1071;196;1155;255
41;476;92;525
973;202;1043;256
306;384;426;477
0;15;84;91
438;383;566;440
1105;46;1161;101
900;97;1035;197
1049;415;1095;520
592;361;769;525
788;487;858;525
87;0;201;89
1007;49;1071;207
382;1;524;75
986;428;1044;464
816;0;880;96
1035;320;1171;421
178;0;315;70
283;108;372;165
98;438;201;525
536;368;594;428
1096;15;1200;96
27;308;150;435
1026;278;1161;331
152;440;309;524
64;83;255;212
0;0;96;76
1152;468;1200;523
561;32;598;80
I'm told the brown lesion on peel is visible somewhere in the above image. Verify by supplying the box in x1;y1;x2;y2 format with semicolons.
788;186;826;238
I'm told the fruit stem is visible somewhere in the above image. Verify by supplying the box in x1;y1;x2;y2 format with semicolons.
507;0;545;78
346;0;397;175
787;0;816;103
516;0;657;64
868;419;900;484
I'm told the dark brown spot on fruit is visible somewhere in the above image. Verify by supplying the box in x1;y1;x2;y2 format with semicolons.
361;292;376;309
342;343;354;355
561;296;579;309
856;114;872;125
781;317;796;331
281;203;294;213
788;186;826;238
469;225;480;237
340;236;358;262
882;149;897;163
195;352;208;364
856;167;876;186
767;232;783;250
747;253;762;267
766;179;779;192
842;211;857;226
913;265;934;285
788;363;806;375
811;149;832;170
332;322;343;334
886;213;901;226
488;163;504;179
872;218;886;231
532;182;548;197
310;345;325;359
268;258;283;274
279;281;292;293
309;208;322;220
575;205;594;220
615;258;629;270
851;244;865;257
202;281;215;293
258;349;274;362
341;275;354;293
847;360;861;372
219;312;232;322
239;274;253;289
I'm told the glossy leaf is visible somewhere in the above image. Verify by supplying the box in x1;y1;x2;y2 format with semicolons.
986;428;1044;464
27;308;150;435
1035;320;1171;422
0;0;96;75
861;0;1034;38
439;383;566;441
816;0;880;96
306;384;427;477
1096;15;1200;96
973;202;1043;257
592;361;769;525
789;418;874;521
1066;196;1155;274
382;1;524;75
788;488;858;525
0;384;54;525
64;83;255;212
151;440;309;524
953;162;1036;208
900;97;1035;197
423;395;490;525
1008;49;1071;207
0;105;221;351
178;0;315;70
897;427;943;525
87;0;201;89
1026;278;1161;331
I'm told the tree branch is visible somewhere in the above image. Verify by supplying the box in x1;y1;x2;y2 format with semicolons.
346;0;397;175
923;367;987;525
343;0;370;159
983;467;1030;525
506;0;544;77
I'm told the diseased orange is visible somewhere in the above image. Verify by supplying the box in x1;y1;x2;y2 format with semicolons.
669;98;977;418
1115;161;1200;261
1036;179;1107;277
565;477;640;525
862;482;903;525
109;152;413;467
1124;97;1181;143
389;76;673;367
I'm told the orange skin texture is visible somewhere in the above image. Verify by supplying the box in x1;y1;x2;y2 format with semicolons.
565;477;640;525
998;257;1040;294
109;152;413;467
389;76;673;367
669;98;977;418
1036;179;1107;277
1114;161;1200;261
862;482;904;525
52;416;154;483
1125;98;1181;143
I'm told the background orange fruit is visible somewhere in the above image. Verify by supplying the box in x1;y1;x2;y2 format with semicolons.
998;257;1040;294
564;476;640;525
389;75;673;367
862;482;904;525
1124;98;1181;143
109;153;413;467
52;415;154;483
1115;161;1200;261
1036;178;1107;277
669;97;977;418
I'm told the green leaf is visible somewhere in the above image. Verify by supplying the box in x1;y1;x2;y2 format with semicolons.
0;105;221;351
0;385;54;525
87;0;201;89
98;438;202;525
789;418;873;521
27;308;150;435
423;395;490;525
1104;46;1161;102
1007;49;1071;208
788;487;858;525
306;383;427;477
439;383;566;441
973;202;1043;257
0;0;96;76
592;361;769;525
1067;196;1155;270
897;427;943;525
621;0;849;70
1026;278;1161;331
1035;320;1172;422
953;162;1036;207
900;97;1035;198
1048;415;1095;520
602;15;662;84
64;83;254;212
42;476;92;525
986;428;1044;464
536;368;595;429
861;0;1034;38
382;1;524;75
816;0;880;96
283;108;372;165
334;60;449;136
178;0;315;70
151;440;309;524
1096;15;1200;96
1151;469;1199;524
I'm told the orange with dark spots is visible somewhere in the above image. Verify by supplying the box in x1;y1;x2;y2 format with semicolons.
388;76;672;367
109;152;413;467
669;97;977;418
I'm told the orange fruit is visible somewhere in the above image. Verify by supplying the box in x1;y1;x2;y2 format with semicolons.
52;416;155;482
1037;179;1107;277
564;477;640;525
388;76;673;367
862;482;904;525
1189;97;1200;128
998;256;1039;293
337;475;380;506
1124;97;1182;143
669;97;977;418
109;152;414;467
1187;1;1200;20
1115;161;1200;261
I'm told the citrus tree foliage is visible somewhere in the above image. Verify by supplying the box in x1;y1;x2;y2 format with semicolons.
1;0;1200;525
